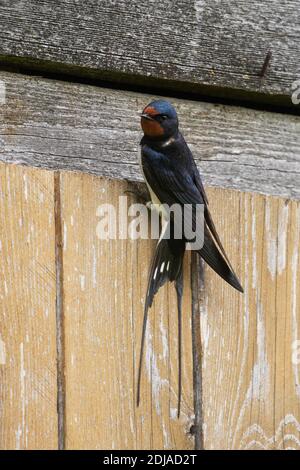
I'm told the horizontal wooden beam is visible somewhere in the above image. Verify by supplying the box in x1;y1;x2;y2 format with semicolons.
0;0;299;108
0;71;300;199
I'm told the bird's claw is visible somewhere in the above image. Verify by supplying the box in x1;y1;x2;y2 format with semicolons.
124;181;150;205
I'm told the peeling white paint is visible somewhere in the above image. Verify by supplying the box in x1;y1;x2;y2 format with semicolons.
292;206;300;397
0;334;6;365
162;422;171;449
80;274;85;291
277;204;288;275
251;199;257;289
216;409;224;441
240;414;300;449
234;300;269;446
265;200;277;280
233;295;273;448
159;318;168;360
230;198;251;446
145;322;168;416
129;414;134;435
253;301;269;398
15;424;22;450
71;354;75;366
277;433;300;449
23;174;28;201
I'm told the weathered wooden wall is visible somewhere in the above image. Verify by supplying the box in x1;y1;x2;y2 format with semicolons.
0;163;194;450
0;0;300;451
0;71;299;199
60;173;194;450
0;164;58;449
0;0;300;107
0;163;299;449
202;190;300;450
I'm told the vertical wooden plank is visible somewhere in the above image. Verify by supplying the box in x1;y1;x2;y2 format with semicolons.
190;253;204;449
0;163;57;449
61;173;194;450
201;188;300;450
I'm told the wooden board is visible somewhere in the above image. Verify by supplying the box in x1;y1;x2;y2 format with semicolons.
0;1;299;107
0;161;299;449
0;163;57;449
1;71;300;199
60;174;194;449
202;188;300;449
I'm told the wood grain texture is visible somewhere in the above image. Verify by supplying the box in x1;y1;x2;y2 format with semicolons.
60;174;194;449
0;160;299;449
0;0;299;106
201;187;300;449
1;71;300;199
0;162;57;449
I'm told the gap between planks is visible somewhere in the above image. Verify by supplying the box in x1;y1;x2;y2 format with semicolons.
54;171;66;450
191;253;204;450
0;61;298;117
52;171;199;449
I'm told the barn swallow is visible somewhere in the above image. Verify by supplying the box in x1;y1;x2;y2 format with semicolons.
137;99;243;416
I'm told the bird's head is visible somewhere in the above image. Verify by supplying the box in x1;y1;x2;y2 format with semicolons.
141;100;178;140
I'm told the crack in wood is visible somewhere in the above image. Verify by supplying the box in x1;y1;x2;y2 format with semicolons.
54;171;66;450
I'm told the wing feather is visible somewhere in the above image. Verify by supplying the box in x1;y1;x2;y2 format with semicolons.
141;144;243;292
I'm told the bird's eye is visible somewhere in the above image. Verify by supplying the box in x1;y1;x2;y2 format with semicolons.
159;114;168;120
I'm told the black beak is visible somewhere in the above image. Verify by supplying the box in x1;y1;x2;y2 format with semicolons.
141;113;154;121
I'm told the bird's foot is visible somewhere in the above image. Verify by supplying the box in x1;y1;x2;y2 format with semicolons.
124;181;150;206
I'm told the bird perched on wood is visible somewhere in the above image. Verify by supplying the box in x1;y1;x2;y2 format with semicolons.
137;99;243;416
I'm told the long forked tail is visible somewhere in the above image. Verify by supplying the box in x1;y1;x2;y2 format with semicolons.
137;223;185;412
198;224;243;293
